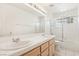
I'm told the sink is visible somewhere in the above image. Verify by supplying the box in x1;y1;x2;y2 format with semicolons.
0;40;32;50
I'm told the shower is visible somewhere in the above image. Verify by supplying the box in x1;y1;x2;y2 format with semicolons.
50;16;76;42
52;16;79;55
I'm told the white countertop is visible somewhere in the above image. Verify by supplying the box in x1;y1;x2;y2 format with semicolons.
0;33;55;56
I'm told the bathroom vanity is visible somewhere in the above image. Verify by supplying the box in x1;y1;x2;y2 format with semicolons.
0;34;55;56
21;37;55;56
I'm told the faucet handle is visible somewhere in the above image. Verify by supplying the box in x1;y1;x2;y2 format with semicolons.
12;38;20;43
16;38;20;42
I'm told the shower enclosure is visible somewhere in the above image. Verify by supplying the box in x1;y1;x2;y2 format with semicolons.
50;16;79;55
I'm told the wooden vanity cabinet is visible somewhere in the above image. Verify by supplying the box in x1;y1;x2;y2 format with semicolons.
49;39;55;56
22;39;55;56
23;47;40;56
41;42;48;52
41;48;49;56
49;44;55;56
41;42;49;56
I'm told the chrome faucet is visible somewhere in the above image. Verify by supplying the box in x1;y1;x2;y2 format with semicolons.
12;38;20;43
42;33;45;36
10;32;20;43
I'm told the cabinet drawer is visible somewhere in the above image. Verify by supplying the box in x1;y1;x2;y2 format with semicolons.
49;39;55;45
41;42;48;52
24;47;40;56
41;48;48;56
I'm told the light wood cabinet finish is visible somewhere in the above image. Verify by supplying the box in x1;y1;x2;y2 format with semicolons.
49;45;55;56
49;39;55;56
41;48;49;56
23;47;40;56
41;42;48;52
22;39;55;56
49;39;55;45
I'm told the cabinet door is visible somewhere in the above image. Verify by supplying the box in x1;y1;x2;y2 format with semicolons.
41;42;48;52
41;48;49;56
23;47;40;56
49;45;55;56
49;39;55;45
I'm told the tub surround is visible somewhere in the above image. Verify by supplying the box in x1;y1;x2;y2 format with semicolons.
0;33;55;56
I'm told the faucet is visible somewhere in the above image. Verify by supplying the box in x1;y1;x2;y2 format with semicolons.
42;33;45;36
12;38;20;43
10;32;20;43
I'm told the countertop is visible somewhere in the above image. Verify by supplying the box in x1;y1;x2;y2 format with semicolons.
0;33;55;56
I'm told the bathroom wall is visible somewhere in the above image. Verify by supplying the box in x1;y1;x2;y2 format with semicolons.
44;13;53;34
0;4;39;36
48;8;79;51
44;17;50;34
53;8;78;19
51;8;78;41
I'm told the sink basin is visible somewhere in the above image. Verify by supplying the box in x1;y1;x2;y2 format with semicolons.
0;40;32;50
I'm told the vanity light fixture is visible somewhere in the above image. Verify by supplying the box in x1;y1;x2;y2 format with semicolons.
24;3;47;16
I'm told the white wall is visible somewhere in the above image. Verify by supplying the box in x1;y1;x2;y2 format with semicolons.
50;8;79;50
53;8;78;19
0;4;39;36
44;17;50;34
51;8;78;41
44;13;54;34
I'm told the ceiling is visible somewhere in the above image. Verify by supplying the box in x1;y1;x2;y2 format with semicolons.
37;3;79;14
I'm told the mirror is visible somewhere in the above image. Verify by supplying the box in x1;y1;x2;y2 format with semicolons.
0;3;45;37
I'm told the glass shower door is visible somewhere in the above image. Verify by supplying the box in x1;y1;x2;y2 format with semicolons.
54;16;79;55
54;19;64;41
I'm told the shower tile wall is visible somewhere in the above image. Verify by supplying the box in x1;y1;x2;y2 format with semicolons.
51;8;79;56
